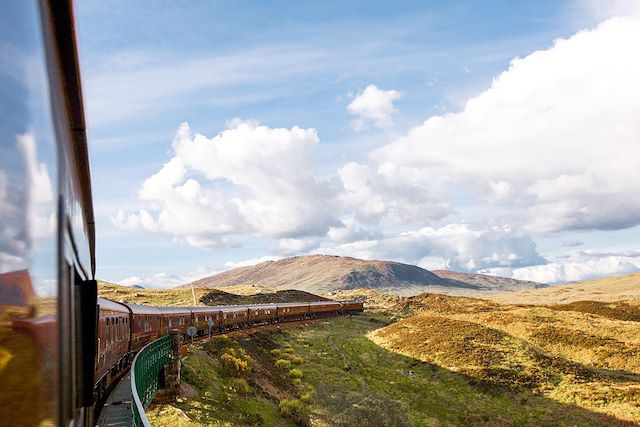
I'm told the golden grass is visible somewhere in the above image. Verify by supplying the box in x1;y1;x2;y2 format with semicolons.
490;272;640;305
97;280;277;306
371;292;640;423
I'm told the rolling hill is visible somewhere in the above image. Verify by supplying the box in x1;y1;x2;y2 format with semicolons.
183;255;545;296
490;272;640;305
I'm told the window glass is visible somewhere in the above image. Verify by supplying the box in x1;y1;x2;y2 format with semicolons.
0;3;61;415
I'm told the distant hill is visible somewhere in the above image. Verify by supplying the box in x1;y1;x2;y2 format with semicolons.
184;255;544;296
199;289;330;306
432;270;546;293
490;272;640;305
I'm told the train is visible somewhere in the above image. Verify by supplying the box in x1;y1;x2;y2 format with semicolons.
0;2;363;425
93;298;363;404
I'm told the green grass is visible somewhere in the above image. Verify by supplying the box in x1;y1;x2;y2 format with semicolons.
268;313;630;426
151;313;632;426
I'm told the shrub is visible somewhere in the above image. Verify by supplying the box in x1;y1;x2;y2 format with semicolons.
300;388;315;403
282;346;295;354
289;368;303;379
275;359;292;369
221;348;252;376
291;355;304;365
205;335;233;354
231;378;251;397
279;399;310;426
292;378;302;386
270;349;281;357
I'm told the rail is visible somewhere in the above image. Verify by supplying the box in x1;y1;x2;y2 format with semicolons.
130;335;174;426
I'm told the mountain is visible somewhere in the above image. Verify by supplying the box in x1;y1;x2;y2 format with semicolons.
490;272;640;305
183;255;544;296
432;270;546;293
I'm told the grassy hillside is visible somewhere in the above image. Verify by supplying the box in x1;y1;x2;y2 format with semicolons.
98;280;285;306
371;293;640;423
491;272;640;305
150;313;637;426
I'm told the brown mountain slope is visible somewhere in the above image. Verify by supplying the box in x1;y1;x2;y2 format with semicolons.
184;255;543;296
490;272;640;305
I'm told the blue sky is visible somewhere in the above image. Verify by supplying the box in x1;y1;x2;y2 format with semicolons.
74;0;640;287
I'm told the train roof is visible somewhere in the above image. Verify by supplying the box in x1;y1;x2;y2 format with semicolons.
97;297;130;313
188;306;223;313
246;304;279;309
121;302;162;315
308;300;341;305
218;305;249;311
276;302;310;307
156;306;192;315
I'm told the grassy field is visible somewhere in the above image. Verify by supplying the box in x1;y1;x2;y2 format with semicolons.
490;273;640;304
150;310;638;426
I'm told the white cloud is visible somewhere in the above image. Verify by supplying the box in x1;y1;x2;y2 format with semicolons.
370;16;640;233
271;238;321;255
119;266;222;289
337;162;451;224
316;223;545;272
347;84;401;130
581;0;640;20
483;249;640;284
224;256;282;269
112;121;338;248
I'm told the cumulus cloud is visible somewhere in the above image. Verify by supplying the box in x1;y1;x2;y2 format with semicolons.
224;256;282;269
316;223;545;272
337;162;451;224
1;134;55;275
483;249;640;284
347;84;401;130
369;16;640;233
112;121;338;248
119;266;221;289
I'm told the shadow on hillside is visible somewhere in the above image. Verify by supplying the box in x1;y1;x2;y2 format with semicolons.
299;315;639;427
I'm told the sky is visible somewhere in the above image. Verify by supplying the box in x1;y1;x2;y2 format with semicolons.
74;0;640;288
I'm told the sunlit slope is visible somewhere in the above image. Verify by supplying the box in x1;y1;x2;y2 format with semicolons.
369;292;640;423
98;281;275;306
490;272;640;305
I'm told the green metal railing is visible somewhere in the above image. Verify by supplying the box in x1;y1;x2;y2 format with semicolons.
131;336;174;426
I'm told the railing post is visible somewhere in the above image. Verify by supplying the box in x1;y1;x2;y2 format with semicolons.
155;331;182;402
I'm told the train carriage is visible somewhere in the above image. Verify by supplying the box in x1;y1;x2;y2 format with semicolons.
125;303;162;352
94;298;130;400
189;306;223;334
220;305;249;328
277;302;310;321
157;306;192;335
247;304;278;324
309;301;343;317
340;300;364;313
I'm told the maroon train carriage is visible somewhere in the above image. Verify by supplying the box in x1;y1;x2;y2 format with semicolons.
247;304;278;325
95;298;131;399
125;303;162;352
277;302;310;321
340;300;364;313
190;306;223;334
309;301;343;317
158;306;191;335
220;305;249;329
